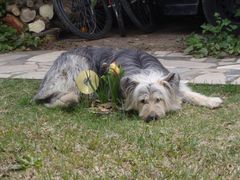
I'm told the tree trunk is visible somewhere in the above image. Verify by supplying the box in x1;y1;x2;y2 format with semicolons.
28;19;46;33
3;13;25;32
39;4;53;20
6;4;21;16
20;8;36;23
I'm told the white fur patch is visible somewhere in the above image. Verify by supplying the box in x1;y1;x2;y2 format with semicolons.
179;81;223;108
124;72;182;118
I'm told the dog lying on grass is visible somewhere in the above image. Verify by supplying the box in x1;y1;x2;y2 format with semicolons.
34;47;223;122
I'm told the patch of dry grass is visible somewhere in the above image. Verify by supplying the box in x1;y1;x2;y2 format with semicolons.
0;79;240;179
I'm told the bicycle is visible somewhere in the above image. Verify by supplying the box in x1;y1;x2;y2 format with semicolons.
53;0;155;39
53;0;113;40
109;0;126;37
111;0;155;36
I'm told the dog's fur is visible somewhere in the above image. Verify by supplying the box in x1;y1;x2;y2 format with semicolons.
34;47;223;122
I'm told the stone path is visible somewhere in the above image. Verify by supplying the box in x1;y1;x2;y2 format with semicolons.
0;50;240;84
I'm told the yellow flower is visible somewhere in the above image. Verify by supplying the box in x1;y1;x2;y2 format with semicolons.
109;62;120;75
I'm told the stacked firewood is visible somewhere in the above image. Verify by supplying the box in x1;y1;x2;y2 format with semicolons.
3;0;54;34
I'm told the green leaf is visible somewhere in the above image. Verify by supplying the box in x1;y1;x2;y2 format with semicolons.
0;23;41;53
185;12;240;58
235;8;240;17
91;0;97;8
184;45;194;54
199;48;208;56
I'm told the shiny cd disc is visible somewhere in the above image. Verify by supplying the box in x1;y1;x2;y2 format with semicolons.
76;70;99;94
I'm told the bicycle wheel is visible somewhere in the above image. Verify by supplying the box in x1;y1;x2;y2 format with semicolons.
121;0;155;33
111;0;126;36
202;0;240;26
53;0;113;40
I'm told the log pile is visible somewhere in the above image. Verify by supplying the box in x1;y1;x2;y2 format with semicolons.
3;0;54;34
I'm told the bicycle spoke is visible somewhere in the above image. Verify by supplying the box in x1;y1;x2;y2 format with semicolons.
121;0;154;32
53;0;112;39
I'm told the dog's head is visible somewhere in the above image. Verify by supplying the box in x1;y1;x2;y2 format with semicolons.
121;72;182;122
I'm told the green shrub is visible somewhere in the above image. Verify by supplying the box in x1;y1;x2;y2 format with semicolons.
0;23;41;53
185;13;240;58
97;63;124;106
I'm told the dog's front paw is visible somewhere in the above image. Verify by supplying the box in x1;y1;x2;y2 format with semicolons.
207;97;223;109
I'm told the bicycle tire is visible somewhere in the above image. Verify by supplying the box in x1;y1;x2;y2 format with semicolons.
112;0;126;36
202;0;240;26
121;0;155;33
53;0;113;40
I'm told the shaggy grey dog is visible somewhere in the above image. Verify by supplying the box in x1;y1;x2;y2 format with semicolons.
34;46;222;122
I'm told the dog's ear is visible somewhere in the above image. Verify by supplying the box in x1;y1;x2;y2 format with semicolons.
120;77;139;97
162;73;180;89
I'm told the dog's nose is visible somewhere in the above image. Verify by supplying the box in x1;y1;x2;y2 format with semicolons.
145;112;159;122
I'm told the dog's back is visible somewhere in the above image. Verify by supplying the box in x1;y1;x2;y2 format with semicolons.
63;46;170;76
114;49;169;76
63;47;169;76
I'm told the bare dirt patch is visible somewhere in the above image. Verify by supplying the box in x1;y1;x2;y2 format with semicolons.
40;16;203;52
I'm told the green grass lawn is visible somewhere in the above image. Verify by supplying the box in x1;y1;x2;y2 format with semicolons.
0;79;240;179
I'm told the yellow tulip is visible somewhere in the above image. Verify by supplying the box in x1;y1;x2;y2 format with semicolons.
109;62;120;75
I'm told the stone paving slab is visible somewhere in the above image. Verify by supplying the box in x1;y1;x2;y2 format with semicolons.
13;71;46;79
160;59;216;69
0;50;239;85
217;64;240;70
232;77;240;84
26;51;66;63
190;73;226;84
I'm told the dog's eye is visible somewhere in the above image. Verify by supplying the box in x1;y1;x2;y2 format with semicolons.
156;98;161;103
140;99;146;104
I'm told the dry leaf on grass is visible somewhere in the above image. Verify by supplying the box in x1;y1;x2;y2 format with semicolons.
89;102;113;114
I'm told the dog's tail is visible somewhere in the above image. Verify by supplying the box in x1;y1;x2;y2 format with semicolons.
179;82;223;109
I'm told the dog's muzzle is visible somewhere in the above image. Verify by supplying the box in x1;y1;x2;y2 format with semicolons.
145;112;159;122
